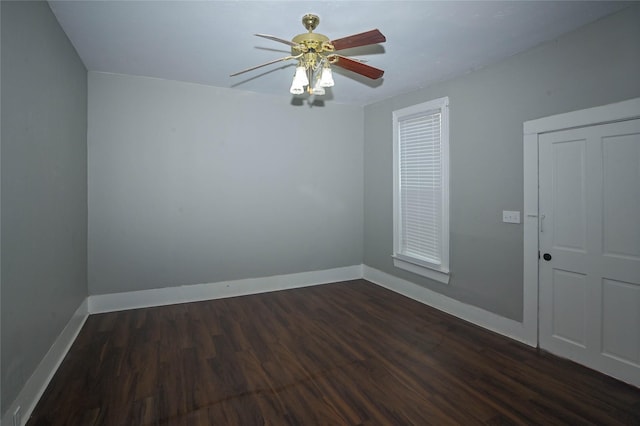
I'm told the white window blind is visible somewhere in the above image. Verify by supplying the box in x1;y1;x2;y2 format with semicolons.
392;96;449;283
398;111;442;264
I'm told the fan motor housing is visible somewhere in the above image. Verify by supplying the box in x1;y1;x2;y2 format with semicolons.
291;32;334;54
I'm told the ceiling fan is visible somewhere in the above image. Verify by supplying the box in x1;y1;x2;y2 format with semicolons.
230;14;386;96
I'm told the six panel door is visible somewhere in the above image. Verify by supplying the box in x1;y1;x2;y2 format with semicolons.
539;118;640;387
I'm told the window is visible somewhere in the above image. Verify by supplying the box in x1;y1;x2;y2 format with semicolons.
392;96;450;284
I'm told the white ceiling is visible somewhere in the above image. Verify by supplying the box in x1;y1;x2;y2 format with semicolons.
48;1;631;106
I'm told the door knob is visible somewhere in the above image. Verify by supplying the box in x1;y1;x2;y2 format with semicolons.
543;253;552;261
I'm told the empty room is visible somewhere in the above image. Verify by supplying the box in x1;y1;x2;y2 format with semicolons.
2;1;640;424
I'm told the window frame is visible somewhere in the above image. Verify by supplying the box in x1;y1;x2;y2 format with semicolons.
392;96;450;284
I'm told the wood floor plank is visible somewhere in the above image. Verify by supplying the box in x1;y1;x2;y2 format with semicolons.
27;280;640;425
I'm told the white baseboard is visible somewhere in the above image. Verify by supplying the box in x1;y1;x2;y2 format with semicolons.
90;264;536;346
2;299;89;426
363;265;536;347
89;265;364;314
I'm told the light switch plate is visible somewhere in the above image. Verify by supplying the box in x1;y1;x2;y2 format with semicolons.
503;210;520;224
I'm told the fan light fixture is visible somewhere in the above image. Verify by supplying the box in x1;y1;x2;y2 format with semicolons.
291;63;334;95
287;14;337;95
230;14;386;97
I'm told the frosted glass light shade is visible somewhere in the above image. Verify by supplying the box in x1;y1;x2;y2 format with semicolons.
319;67;334;88
312;78;325;95
290;66;309;95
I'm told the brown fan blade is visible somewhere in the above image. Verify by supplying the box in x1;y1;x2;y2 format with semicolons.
331;29;386;51
230;55;300;77
254;34;300;48
330;55;384;80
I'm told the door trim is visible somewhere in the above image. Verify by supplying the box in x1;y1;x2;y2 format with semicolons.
523;97;640;348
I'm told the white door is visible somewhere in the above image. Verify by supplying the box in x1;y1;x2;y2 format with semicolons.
539;118;640;387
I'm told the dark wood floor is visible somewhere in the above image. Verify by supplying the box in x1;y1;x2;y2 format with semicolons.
28;280;640;425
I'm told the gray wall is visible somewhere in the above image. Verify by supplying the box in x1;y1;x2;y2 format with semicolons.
363;5;640;321
88;72;363;295
1;1;87;415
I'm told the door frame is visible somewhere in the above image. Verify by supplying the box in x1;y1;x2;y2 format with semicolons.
522;97;640;348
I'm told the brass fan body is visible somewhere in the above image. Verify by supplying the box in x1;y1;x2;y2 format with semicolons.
291;15;336;71
291;32;333;54
291;32;335;70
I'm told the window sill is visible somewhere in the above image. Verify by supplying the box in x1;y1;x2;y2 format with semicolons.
392;256;450;284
